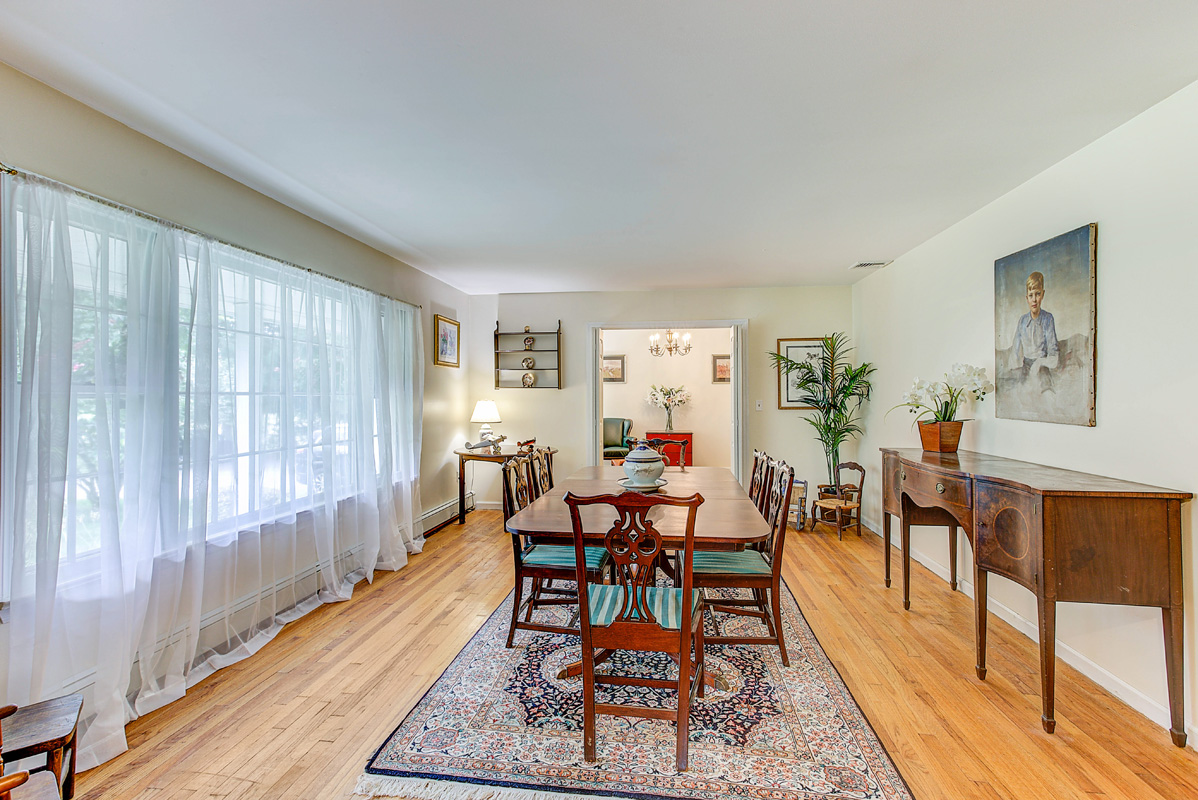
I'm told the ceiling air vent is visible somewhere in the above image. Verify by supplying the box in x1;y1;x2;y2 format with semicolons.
849;260;892;271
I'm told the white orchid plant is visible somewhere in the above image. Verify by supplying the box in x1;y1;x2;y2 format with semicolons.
646;385;691;410
892;363;995;422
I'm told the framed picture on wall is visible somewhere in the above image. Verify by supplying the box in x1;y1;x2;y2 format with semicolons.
601;354;626;383
433;314;460;367
712;354;731;383
994;223;1096;426
776;337;824;409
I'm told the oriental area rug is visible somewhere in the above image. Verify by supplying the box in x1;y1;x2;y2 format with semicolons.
355;581;914;800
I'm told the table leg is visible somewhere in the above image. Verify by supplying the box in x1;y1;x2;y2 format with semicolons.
883;512;891;588
457;454;467;524
901;513;911;610
974;566;988;680
948;524;958;592
1038;595;1057;734
1163;605;1187;747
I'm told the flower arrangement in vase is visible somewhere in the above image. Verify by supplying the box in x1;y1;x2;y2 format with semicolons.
646;385;691;431
890;363;994;452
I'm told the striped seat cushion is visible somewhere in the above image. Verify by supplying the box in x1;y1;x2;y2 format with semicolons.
522;545;609;571
586;584;702;630
692;550;772;576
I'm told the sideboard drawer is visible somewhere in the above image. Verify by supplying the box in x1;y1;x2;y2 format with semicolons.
901;465;971;511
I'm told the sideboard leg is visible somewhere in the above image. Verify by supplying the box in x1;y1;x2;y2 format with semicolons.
883;512;892;588
948;524;958;592
901;513;911;610
1038;596;1057;734
1163;605;1187;747
974;566;988;681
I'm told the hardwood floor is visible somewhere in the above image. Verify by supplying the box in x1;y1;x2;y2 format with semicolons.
76;511;1198;799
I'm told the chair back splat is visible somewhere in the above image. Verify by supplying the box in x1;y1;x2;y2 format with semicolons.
748;449;770;510
761;459;796;562
528;447;555;499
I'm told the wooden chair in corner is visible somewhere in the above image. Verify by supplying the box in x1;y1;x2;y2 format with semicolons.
564;490;707;771
694;459;795;666
0;705;63;800
810;461;865;540
502;456;610;647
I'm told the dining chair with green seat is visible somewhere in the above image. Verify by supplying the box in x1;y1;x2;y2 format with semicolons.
694;458;795;666
601;418;634;460
564;489;706;771
502;456;610;648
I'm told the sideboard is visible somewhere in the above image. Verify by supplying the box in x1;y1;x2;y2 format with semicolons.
880;447;1191;746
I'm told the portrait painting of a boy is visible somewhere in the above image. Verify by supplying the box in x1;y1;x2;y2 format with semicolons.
994;224;1096;426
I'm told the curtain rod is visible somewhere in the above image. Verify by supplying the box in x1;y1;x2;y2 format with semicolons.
0;160;422;311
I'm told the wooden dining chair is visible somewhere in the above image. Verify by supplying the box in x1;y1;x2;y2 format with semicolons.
748;449;772;512
564;490;706;771
502;456;610;647
694;459;795;665
642;438;689;469
0;705;63;800
811;461;865;540
527;447;554;499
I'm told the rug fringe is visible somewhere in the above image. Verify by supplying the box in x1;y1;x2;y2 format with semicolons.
353;773;606;800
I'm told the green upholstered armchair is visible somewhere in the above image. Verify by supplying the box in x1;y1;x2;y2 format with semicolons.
602;418;634;459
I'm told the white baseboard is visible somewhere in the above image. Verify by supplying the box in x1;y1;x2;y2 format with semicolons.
475;500;501;511
864;515;1194;749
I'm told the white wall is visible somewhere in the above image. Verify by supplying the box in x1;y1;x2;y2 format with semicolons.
601;327;733;467
853;79;1198;742
467;286;855;507
0;61;472;517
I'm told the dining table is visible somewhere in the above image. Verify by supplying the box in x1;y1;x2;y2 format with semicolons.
505;464;771;549
505;464;771;686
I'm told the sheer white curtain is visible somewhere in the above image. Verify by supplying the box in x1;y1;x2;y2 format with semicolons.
0;173;424;768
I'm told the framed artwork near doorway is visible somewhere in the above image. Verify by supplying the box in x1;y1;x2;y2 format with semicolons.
712;354;731;383
601;354;626;383
776;337;823;409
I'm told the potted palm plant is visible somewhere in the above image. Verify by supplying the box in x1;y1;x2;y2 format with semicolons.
768;332;876;488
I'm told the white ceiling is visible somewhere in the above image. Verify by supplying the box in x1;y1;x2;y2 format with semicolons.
1;2;1197;295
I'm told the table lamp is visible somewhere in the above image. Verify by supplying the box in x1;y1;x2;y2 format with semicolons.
470;400;502;441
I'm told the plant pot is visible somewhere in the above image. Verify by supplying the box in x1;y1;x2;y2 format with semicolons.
918;420;964;453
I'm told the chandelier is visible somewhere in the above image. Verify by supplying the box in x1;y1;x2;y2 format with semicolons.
648;329;692;357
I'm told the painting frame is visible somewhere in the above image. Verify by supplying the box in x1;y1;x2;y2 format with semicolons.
433;314;460;368
994;223;1096;426
776;337;824;410
601;354;626;383
712;354;731;384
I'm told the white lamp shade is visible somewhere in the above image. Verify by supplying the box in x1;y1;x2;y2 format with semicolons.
470;400;502;424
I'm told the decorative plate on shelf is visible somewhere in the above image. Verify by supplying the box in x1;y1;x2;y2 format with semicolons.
521;372;536;387
522;356;535;369
523;336;535;350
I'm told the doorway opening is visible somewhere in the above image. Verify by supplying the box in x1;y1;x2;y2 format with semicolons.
587;320;748;480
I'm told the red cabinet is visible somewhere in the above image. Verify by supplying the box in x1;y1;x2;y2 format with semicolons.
645;430;693;467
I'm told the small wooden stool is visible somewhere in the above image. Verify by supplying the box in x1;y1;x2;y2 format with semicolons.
810;497;861;540
1;693;83;800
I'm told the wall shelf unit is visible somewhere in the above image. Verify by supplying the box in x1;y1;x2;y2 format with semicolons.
494;321;562;389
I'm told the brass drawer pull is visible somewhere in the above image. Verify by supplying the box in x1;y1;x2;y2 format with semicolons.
901;471;906;481
936;483;946;494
